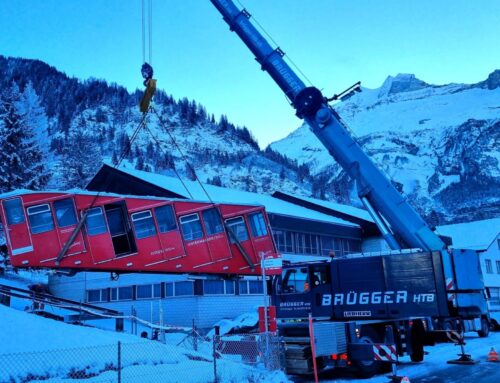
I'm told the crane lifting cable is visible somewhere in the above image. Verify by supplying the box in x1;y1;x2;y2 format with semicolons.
139;0;156;113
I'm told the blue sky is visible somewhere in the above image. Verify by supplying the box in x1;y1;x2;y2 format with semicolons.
1;0;499;147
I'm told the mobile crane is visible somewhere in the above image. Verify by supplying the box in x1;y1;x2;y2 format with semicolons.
209;0;490;376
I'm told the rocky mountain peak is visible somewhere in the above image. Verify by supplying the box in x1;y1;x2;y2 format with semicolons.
378;73;429;97
476;69;500;90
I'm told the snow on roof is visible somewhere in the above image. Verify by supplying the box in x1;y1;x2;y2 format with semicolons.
111;164;359;228
436;218;500;250
285;194;374;222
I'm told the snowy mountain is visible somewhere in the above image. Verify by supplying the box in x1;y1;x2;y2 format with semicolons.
270;71;500;224
0;55;313;197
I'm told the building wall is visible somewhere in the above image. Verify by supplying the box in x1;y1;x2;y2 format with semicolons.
480;234;500;310
48;272;266;329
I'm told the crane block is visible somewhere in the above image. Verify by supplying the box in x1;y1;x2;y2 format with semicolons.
140;79;157;113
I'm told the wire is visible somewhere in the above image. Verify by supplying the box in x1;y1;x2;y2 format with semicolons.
141;0;145;63
149;0;153;65
150;106;216;204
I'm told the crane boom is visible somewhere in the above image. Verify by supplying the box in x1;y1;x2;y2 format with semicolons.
210;0;445;252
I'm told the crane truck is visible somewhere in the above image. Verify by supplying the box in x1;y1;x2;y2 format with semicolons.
209;0;490;376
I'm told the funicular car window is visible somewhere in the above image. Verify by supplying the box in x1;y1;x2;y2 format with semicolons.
85;207;107;236
3;198;25;225
202;208;224;236
225;216;249;243
179;213;203;241
249;212;268;237
281;268;310;293
155;205;177;233
27;204;54;234
54;198;77;228
131;210;157;239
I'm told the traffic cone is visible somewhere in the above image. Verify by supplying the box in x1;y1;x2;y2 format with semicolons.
487;347;499;362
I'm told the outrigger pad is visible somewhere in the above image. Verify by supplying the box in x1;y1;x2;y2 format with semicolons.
446;354;479;365
140;79;157;113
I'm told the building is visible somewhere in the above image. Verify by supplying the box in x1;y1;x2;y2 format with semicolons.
49;164;370;330
437;218;500;327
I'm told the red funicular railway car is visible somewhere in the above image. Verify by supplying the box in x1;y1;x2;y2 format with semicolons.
0;191;281;275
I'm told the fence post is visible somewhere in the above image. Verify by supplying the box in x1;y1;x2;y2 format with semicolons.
213;326;220;383
117;341;122;383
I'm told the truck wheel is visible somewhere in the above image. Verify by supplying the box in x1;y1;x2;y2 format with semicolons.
410;319;425;362
354;327;382;378
477;317;490;338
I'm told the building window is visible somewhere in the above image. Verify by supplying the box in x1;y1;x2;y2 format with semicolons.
180;213;204;241
87;288;109;303
249;212;268;237
136;284;155;299
3;198;25;225
54;198;77;228
131;210;157;239
274;230;293;253
86;207;108;236
203;280;235;295
295;233;319;255
225;217;249;243
239;280;264;295
496;260;500;274
111;286;133;301
165;281;194;297
202;208;224;236
27;204;54;234
485;259;493;274
489;287;500;305
155;205;177;233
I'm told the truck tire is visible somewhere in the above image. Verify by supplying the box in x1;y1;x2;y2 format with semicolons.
410;319;425;362
477;317;490;338
354;327;382;378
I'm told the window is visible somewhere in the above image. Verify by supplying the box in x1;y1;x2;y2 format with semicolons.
155;205;177;233
225;217;249;243
281;268;310;294
311;265;330;288
203;280;235;295
295;233;319;255
489;287;500;305
136;284;153;299
496;261;500;274
240;280;264;295
27;204;54;234
249;212;268;237
87;288;109;303
132;210;157;239
54;198;77;228
165;281;194;297
86;207;107;236
175;281;194;296
3;198;25;225
111;286;133;301
485;259;493;274
180;213;203;241
153;283;162;298
202;208;224;236
321;236;335;256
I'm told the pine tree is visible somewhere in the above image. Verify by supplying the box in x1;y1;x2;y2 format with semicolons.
0;82;49;192
60;126;103;189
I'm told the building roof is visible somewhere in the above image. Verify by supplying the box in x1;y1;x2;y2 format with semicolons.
92;164;359;229
436;218;500;251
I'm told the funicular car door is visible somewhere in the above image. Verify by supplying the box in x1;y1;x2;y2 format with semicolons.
52;197;86;259
1;197;33;256
200;207;232;262
225;215;255;267
130;209;163;266
178;211;212;268
153;204;185;262
25;203;61;263
84;206;115;264
246;209;275;260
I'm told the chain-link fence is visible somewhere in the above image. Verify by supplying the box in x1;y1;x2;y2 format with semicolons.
0;331;286;383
